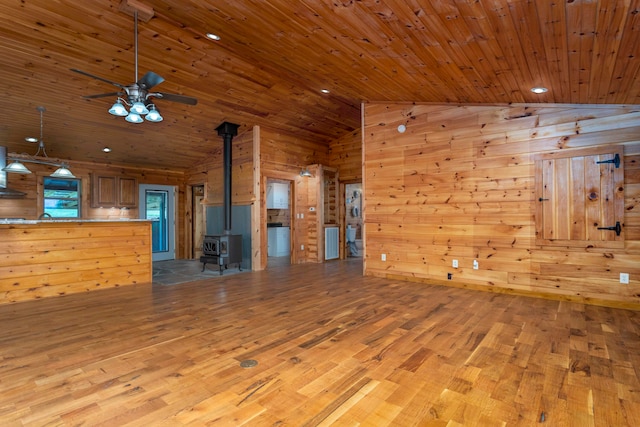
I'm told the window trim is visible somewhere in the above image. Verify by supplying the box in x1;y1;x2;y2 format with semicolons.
42;176;82;218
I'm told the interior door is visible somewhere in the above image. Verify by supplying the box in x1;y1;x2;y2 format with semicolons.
192;185;205;259
139;184;176;261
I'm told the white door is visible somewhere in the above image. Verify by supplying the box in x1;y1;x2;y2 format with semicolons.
139;184;176;261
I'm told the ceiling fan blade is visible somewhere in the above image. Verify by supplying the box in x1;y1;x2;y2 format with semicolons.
83;92;123;99
70;68;126;88
137;71;164;90
152;92;198;105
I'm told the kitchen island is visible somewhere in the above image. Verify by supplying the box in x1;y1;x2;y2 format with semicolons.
0;219;152;304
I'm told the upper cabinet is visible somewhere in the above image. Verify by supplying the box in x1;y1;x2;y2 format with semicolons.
91;174;138;208
267;182;289;209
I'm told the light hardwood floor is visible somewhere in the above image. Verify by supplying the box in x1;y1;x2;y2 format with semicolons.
1;258;639;426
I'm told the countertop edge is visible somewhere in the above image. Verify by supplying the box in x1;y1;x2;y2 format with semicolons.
0;219;154;225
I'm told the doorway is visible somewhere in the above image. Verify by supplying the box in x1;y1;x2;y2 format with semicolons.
139;184;176;262
345;183;362;257
266;178;291;267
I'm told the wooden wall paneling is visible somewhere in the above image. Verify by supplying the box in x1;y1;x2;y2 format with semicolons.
363;102;640;308
252;126;264;270
294;174;310;263
309;165;321;263
317;165;325;262
0;221;152;304
201;130;255;206
183;185;192;259
328;128;362;183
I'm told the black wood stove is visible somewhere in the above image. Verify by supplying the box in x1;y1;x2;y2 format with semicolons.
201;234;242;274
200;122;243;274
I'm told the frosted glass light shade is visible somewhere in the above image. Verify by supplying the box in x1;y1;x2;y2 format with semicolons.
2;160;32;174
145;106;163;122
125;112;144;123
130;101;149;115
108;100;128;116
50;166;76;178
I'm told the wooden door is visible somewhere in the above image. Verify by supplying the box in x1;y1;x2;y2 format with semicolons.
535;146;625;248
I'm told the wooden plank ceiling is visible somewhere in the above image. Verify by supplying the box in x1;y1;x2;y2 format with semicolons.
0;0;638;170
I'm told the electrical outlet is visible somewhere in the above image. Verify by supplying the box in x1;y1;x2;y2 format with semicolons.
452;259;458;268
381;253;386;261
620;273;630;284
447;273;452;280
300;245;304;251
473;260;479;270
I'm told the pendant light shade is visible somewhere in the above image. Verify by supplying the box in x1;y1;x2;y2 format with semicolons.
108;100;128;116
130;101;149;115
125;112;144;123
145;105;163;122
2;160;32;174
50;166;76;178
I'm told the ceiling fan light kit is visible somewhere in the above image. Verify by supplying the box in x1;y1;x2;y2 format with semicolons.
72;7;196;124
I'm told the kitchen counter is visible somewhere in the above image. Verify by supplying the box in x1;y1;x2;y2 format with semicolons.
0;220;152;304
0;218;151;224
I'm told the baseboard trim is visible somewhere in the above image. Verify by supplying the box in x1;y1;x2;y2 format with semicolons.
371;272;640;311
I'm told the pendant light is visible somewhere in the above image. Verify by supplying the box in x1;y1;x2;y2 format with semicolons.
2;106;76;178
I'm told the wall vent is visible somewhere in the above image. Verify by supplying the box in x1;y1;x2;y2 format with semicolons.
325;227;339;260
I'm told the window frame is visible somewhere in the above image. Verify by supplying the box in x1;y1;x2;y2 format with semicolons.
42;176;82;218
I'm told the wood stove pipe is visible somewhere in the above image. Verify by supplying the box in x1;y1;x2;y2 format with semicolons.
215;121;240;234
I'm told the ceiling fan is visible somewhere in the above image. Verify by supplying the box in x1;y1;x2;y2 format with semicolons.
71;9;197;122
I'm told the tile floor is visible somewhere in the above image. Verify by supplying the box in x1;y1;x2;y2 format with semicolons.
152;256;292;286
152;259;246;286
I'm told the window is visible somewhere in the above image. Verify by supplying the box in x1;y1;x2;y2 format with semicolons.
43;177;81;218
534;145;624;248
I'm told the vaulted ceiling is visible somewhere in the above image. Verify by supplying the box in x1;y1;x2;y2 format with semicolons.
0;0;638;170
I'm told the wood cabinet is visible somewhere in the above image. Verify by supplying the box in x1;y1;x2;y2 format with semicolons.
266;182;289;209
91;174;138;208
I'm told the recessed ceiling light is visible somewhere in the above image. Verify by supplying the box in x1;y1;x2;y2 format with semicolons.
206;33;220;41
25;137;38;143
531;87;548;94
321;89;330;94
102;147;111;153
